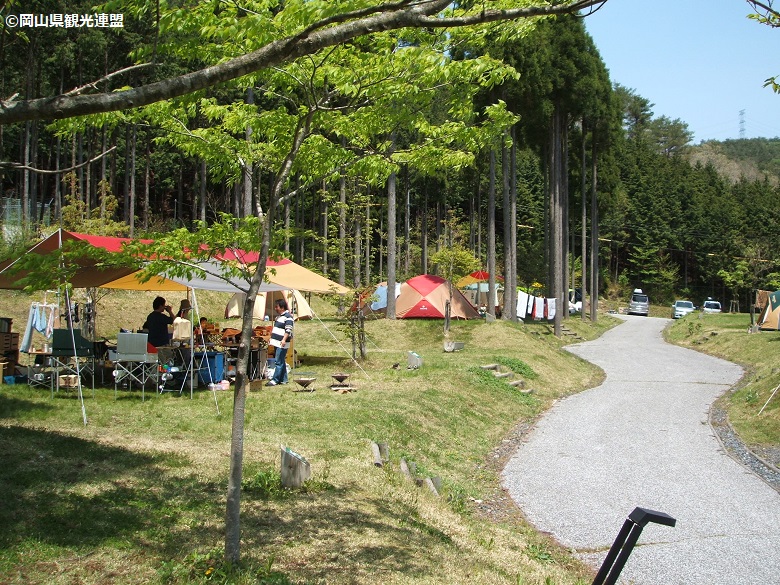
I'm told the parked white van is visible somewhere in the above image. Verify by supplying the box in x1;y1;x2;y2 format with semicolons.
628;288;649;316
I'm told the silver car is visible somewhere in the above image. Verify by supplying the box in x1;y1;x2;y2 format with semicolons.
628;289;649;316
672;300;695;319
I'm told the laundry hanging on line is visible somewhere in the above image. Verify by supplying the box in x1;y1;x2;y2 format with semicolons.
20;301;58;353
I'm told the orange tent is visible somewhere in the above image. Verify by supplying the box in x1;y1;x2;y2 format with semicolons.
396;275;479;319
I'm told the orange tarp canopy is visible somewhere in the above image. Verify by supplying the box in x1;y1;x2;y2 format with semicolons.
456;270;504;288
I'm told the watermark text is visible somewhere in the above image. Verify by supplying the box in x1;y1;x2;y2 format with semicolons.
5;13;124;28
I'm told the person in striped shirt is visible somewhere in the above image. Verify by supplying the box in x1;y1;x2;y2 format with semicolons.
267;298;293;386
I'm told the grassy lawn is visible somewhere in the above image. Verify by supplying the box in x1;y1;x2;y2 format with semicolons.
0;289;618;585
665;311;780;453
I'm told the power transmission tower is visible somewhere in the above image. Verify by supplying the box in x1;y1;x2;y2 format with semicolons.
739;109;746;139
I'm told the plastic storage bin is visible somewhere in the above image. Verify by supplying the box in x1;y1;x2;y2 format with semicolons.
196;352;224;385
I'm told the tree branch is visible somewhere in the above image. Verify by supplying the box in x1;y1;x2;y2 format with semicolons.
0;0;607;125
0;146;117;173
63;63;156;96
748;0;780;21
416;0;609;27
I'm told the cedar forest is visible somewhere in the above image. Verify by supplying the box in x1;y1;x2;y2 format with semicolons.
1;0;780;314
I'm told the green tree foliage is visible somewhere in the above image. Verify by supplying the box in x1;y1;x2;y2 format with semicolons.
59;178;129;236
748;0;780;92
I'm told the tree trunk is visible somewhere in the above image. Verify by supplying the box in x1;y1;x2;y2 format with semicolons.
590;139;599;322
562;118;569;320
123;125;131;224
243;88;254;217
295;178;303;262
353;202;361;289
509;127;518;322
477;177;482;265
502;135;511;321
100;128;108;219
404;164;411;274
129;124;137;236
487;150;497;319
550;104;565;337
322;180;328;275
284;188;291;254
200;160;207;223
77;132;84;205
338;165;346;286
225;106;315;566
84;131;91;218
580;121;588;322
364;199;371;284
176;155;183;224
21;37;34;223
421;188;428;274
110;128;117;203
143;137;151;231
386;171;398;319
22;121;31;226
55;135;62;220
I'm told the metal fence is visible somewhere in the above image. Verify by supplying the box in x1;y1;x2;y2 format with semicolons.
0;197;52;238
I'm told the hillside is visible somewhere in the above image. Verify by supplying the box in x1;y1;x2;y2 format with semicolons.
687;137;780;185
0;288;616;585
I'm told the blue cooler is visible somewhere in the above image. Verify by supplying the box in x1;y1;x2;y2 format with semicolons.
197;352;224;385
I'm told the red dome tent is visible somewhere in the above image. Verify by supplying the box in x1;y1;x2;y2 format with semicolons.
395;274;479;319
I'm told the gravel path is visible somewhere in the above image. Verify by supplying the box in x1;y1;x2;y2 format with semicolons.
502;315;780;585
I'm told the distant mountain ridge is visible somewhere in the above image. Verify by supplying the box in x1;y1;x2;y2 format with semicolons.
687;138;780;185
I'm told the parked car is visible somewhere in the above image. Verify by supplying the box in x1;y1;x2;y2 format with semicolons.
671;300;696;319
702;299;722;313
628;288;649;316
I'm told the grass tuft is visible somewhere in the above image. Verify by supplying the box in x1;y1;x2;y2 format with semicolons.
495;356;539;379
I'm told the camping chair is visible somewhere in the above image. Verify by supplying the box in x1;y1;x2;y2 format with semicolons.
49;328;96;394
111;332;159;400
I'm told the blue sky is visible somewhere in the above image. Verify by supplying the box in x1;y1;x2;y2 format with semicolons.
584;0;780;142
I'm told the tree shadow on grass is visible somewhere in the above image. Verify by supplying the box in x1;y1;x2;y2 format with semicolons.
240;489;463;583
0;393;56;419
0;426;225;558
1;424;479;583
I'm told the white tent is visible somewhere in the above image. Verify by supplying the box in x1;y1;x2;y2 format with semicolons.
225;290;313;321
461;282;502;309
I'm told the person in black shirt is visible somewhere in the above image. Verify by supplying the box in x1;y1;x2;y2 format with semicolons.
143;296;174;347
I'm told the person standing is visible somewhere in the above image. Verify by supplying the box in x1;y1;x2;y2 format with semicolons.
267;298;293;386
172;299;193;343
143;296;174;347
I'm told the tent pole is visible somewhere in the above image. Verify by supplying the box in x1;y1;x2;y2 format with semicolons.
759;382;780;415
190;289;219;414
63;271;88;426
